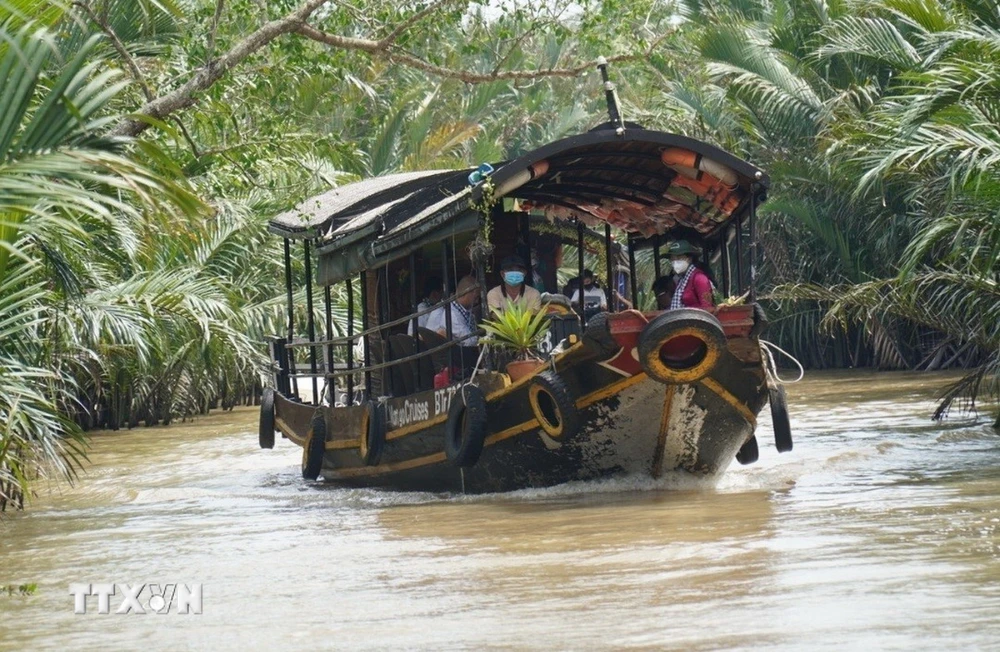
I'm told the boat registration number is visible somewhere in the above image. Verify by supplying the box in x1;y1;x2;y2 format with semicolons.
387;386;460;429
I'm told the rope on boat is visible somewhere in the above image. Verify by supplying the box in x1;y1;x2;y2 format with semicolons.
759;339;805;387
467;344;489;386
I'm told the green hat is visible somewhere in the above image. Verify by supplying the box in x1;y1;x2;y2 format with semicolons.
665;239;702;257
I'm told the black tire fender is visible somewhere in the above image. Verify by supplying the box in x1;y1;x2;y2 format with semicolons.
527;371;580;440
301;413;326;480
358;401;386;466
259;388;275;449
770;385;793;452
736;435;759;465
444;385;489;467
637;309;726;384
581;311;620;357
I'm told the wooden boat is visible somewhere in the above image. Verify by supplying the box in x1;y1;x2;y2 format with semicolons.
257;105;792;493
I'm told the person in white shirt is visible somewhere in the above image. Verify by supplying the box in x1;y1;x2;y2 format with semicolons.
408;275;443;336
486;254;542;315
426;275;480;346
570;269;607;315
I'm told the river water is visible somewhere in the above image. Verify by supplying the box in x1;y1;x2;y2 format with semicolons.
1;371;999;650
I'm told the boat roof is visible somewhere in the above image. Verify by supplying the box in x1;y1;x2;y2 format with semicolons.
269;126;769;285
268;169;469;239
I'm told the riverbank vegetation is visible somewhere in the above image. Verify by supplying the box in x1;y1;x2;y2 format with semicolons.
1;0;997;508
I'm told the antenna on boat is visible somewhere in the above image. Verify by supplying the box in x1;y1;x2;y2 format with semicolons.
597;56;626;136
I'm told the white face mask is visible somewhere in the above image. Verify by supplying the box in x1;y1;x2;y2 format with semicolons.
672;259;690;275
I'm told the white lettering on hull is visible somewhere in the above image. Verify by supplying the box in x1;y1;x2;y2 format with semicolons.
387;386;460;429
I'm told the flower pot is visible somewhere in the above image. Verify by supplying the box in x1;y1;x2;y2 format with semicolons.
506;359;545;382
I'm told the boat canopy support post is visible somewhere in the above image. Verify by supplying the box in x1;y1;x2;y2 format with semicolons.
346;276;354;402
627;233;638;306
324;284;334;405
409;252;422;390
304;240;318;405
577;220;586;327
360;270;371;399
748;183;759;303
520;210;532;292
283;238;298;399
735;218;745;295
442;240;454;372
604;224;614;311
653;237;662;281
720;232;731;297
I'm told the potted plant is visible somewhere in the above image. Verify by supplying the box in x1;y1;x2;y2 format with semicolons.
481;299;551;381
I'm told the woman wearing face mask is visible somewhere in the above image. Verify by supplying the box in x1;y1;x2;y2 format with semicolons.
570;269;608;318
664;240;715;310
487;254;542;315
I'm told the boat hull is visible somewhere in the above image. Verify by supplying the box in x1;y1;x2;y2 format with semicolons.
270;315;767;493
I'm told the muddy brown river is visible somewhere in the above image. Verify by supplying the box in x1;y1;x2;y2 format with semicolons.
2;371;999;650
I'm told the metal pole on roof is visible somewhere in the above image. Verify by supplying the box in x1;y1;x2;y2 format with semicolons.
577;220;586;327
596;57;625;134
304;240;318;405
604;224;614;311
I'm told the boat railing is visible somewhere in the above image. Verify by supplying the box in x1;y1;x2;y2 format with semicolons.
273;285;483;406
283;291;458;349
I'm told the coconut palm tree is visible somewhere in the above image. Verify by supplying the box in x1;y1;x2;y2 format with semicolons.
0;22;199;508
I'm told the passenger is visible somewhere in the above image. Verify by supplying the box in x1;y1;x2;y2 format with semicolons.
427;275;480;345
487;254;542;314
652;275;676;310
408;275;443;336
529;248;546;291
570;269;607;318
664;240;715;310
562;276;579;300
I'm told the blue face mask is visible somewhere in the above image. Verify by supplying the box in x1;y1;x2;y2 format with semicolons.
503;271;525;286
